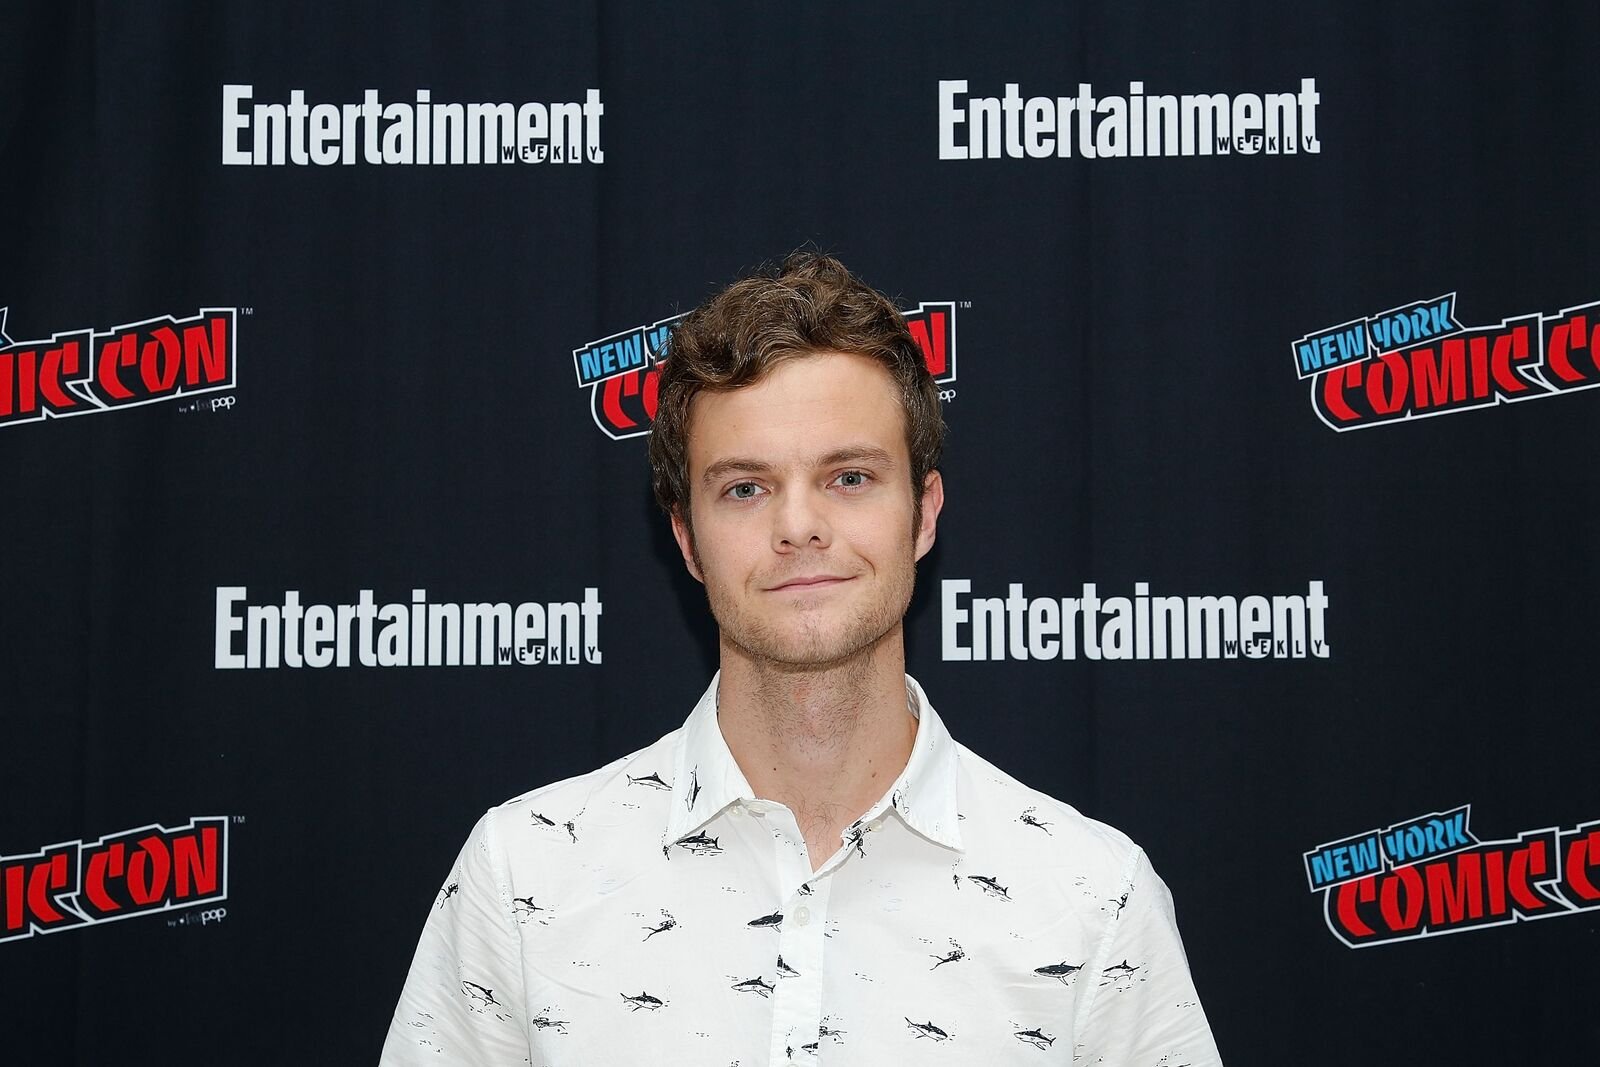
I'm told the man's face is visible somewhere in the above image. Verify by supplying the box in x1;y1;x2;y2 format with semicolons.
671;351;943;669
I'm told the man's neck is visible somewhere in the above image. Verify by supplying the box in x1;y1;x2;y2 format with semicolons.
715;627;917;868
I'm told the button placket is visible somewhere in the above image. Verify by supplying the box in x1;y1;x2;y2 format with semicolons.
768;874;830;1067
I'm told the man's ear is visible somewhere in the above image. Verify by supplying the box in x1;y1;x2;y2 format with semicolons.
914;469;944;562
670;506;705;584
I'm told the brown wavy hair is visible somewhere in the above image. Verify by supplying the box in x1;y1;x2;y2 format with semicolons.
648;250;945;532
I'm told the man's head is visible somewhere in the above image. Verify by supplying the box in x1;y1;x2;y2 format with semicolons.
650;251;944;530
647;251;946;668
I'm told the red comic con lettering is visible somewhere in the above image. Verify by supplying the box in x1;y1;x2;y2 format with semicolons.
0;329;94;426
904;303;957;383
586;303;954;440
0;844;85;941
1313;317;1545;429
1557;825;1600;909
592;366;661;439
78;819;227;921
1326;830;1564;946
90;311;235;408
1544;306;1600;388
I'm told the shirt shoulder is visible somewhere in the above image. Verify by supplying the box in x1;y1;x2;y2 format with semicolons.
493;728;682;812
472;726;684;884
954;741;1144;888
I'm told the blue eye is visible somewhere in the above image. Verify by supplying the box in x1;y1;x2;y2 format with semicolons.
728;483;760;500
835;470;870;488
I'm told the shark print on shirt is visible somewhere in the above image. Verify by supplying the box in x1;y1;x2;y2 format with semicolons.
1033;960;1084;984
666;831;722;858
620;991;666;1012
967;874;1012;900
906;1018;953;1042
382;674;1223;1066
627;771;671;790
1014;1027;1055;1050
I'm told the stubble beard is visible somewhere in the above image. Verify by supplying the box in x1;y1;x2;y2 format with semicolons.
699;548;917;674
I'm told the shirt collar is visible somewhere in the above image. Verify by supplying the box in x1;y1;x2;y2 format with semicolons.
664;672;963;853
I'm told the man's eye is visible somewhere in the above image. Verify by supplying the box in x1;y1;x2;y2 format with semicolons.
835;470;870;489
728;483;761;500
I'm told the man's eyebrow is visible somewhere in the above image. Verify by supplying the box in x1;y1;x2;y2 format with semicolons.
814;445;896;470
700;457;773;487
699;445;897;487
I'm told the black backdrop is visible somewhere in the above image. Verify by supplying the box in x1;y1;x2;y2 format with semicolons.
3;2;1597;1062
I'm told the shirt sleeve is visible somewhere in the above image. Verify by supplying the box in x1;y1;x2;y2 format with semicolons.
1072;846;1223;1066
380;810;530;1065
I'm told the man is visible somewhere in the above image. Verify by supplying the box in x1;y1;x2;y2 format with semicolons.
383;252;1222;1064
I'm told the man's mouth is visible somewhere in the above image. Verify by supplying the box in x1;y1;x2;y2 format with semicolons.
767;575;854;591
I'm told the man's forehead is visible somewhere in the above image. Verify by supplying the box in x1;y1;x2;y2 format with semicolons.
685;352;908;473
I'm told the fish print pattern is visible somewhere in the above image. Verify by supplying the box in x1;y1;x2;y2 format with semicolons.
1015;1027;1055;1050
731;976;775;998
967;874;1012;900
1033;960;1084;984
627;772;671;790
668;831;722;857
620;991;665;1012
906;1017;953;1042
382;674;1222;1065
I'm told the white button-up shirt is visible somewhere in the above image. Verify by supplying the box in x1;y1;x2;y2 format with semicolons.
383;676;1222;1065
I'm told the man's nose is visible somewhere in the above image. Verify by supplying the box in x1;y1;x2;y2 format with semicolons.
771;486;833;551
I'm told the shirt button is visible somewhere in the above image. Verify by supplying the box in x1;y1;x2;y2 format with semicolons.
793;906;811;927
868;818;884;833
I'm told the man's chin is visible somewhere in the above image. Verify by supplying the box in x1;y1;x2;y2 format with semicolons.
723;620;897;672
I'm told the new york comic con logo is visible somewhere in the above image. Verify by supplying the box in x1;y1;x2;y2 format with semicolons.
1293;293;1600;429
0;306;237;429
1;818;229;943
572;302;958;440
1303;805;1600;947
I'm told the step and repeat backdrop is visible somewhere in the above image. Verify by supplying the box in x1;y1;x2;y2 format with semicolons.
3;2;1596;1062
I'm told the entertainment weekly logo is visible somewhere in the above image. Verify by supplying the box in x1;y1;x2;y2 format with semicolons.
1303;806;1600;947
1295;293;1600;429
1;818;228;944
572;302;958;440
938;78;1321;159
214;587;602;669
940;579;1330;661
0;307;236;429
222;85;604;165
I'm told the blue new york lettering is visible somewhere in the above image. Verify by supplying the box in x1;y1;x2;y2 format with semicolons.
1293;319;1370;379
1305;833;1383;890
646;322;673;357
1367;294;1463;352
1380;805;1476;867
573;328;650;388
